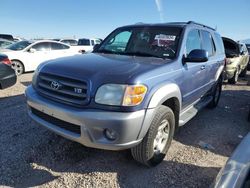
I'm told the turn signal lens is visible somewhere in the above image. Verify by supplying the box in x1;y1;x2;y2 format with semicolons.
123;85;147;106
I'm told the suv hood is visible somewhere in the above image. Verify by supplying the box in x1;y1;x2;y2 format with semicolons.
40;53;173;84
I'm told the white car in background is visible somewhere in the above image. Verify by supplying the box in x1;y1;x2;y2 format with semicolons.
71;38;102;53
1;40;80;75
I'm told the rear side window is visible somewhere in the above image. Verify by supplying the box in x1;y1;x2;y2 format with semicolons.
32;42;51;51
201;31;214;56
214;33;225;55
186;29;201;55
51;42;69;50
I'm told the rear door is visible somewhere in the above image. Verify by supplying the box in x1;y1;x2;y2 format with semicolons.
25;42;51;70
50;42;72;58
200;30;220;90
181;29;207;108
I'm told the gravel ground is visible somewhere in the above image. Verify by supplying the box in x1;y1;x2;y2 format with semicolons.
0;72;249;188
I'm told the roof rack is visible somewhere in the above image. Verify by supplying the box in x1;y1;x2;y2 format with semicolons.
187;21;215;31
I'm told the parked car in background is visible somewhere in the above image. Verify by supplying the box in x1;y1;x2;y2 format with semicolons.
0;39;14;49
72;38;102;53
0;34;14;41
247;44;250;53
246;44;250;70
213;132;250;188
60;39;78;46
222;37;249;84
0;54;16;89
1;40;80;75
26;21;225;166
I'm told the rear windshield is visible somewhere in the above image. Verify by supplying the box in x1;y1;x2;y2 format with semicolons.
223;39;240;58
78;39;90;46
95;26;183;59
7;41;33;51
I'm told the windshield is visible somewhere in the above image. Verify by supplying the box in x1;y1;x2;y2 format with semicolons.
95;26;183;59
7;41;33;51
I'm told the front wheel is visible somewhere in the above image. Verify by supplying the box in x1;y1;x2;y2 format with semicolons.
131;105;175;167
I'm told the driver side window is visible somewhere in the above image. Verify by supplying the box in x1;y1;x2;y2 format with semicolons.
104;31;132;52
186;30;202;55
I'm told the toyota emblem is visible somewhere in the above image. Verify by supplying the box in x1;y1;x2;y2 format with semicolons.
50;81;61;90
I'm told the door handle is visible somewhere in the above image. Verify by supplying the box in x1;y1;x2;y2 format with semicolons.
200;65;206;70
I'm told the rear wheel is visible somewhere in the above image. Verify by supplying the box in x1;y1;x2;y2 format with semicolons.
208;77;222;108
11;60;24;76
131;105;175;167
228;67;239;84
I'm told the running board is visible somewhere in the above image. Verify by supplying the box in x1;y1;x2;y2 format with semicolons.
179;96;213;126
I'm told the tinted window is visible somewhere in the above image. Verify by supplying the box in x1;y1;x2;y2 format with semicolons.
0;34;14;41
78;39;90;46
186;30;201;55
91;40;95;46
32;42;51;51
97;26;182;59
214;33;225;55
51;42;69;50
7;41;33;51
201;31;214;56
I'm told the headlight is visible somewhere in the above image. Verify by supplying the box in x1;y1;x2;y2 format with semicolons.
32;63;45;87
95;84;147;106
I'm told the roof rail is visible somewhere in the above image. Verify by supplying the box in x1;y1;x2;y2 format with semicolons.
187;21;215;31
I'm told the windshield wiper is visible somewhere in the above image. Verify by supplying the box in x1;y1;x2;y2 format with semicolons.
122;51;164;59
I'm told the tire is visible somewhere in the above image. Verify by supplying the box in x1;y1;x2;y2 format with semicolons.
228;67;239;84
131;105;175;167
239;66;247;77
11;60;24;76
208;77;222;108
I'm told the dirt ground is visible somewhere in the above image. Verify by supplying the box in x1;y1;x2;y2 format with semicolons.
0;72;249;188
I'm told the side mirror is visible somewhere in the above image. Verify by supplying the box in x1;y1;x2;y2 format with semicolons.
184;49;208;63
29;48;36;53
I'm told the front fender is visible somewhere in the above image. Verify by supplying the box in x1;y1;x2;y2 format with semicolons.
137;83;182;140
147;83;182;109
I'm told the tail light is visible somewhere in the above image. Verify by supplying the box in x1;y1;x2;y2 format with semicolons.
2;58;12;66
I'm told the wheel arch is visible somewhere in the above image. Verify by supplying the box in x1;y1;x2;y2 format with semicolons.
11;59;25;73
137;83;182;139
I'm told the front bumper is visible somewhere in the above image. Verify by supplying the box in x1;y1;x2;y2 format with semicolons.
0;72;16;89
25;86;153;150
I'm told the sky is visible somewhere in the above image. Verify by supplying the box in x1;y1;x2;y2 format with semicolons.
1;0;250;41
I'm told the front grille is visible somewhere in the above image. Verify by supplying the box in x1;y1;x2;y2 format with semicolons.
37;72;88;107
31;107;81;135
